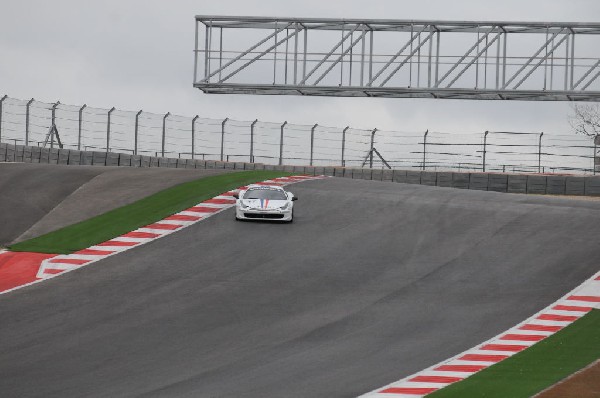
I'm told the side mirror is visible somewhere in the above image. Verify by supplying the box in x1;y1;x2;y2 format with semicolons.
232;192;239;199
292;196;298;201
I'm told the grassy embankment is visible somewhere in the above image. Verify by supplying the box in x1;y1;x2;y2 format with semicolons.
429;309;600;398
10;171;292;254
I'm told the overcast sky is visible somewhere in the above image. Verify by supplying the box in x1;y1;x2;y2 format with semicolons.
1;0;599;135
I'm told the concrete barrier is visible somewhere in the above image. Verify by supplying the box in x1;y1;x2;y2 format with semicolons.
167;158;178;168
372;169;383;181
436;172;453;188
139;156;150;167
360;168;372;180
393;170;407;183
92;151;107;166
119;154;132;167
6;144;15;162
23;146;33;163
451;172;470;189
584;176;600;196
68;150;81;165
303;166;315;175
6;143;600;198
526;175;547;194
507;175;527;193
0;143;6;162
469;173;489;191
39;147;50;163
155;157;166;167
421;171;437;186
105;152;120;166
31;147;42;163
565;176;585;195
81;151;93;165
546;176;566;195
15;145;24;162
488;174;508;192
57;149;70;165
49;148;60;164
406;171;421;184
130;155;142;167
382;169;393;181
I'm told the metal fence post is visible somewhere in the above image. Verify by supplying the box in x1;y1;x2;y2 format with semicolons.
594;134;599;175
0;95;7;143
220;117;228;161
538;131;544;173
192;115;199;159
107;107;115;152
369;128;377;168
25;98;34;146
162;112;170;157
78;104;86;151
134;110;142;155
422;129;429;170
279;121;287;166
342;126;349;167
482;130;489;172
310;123;318;166
250;119;258;162
51;101;60;149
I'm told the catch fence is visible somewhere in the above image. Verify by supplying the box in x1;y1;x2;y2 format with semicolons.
0;95;597;174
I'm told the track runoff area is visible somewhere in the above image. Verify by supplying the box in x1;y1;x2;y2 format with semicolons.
1;173;599;397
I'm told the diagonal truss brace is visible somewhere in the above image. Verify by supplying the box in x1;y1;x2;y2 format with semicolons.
502;28;566;89
201;22;292;83
300;23;361;85
367;24;429;86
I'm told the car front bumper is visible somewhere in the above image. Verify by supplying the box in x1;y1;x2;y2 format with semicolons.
235;207;293;221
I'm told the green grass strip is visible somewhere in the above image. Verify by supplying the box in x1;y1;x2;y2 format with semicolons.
9;170;292;254
429;309;600;398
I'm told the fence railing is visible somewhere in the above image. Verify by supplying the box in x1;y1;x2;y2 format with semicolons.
0;95;598;174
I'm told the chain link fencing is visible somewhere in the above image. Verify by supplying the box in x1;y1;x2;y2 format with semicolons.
0;95;598;174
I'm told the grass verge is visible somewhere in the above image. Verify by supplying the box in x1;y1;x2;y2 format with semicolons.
9;170;292;254
429;309;600;398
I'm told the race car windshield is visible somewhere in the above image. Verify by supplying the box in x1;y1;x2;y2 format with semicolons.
244;189;287;200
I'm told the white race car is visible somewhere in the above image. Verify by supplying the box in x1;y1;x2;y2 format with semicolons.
233;184;298;222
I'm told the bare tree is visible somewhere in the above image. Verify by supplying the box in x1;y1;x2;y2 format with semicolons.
568;103;600;137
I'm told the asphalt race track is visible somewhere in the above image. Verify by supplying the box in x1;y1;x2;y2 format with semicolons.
1;177;600;397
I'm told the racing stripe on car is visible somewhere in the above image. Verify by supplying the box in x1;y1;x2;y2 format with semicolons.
5;175;327;288
358;271;600;397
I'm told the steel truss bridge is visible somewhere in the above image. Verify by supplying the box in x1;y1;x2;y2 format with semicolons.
193;16;600;101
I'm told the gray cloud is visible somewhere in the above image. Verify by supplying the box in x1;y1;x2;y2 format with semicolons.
1;0;599;136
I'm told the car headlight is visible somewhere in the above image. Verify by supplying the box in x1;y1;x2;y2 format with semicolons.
279;203;289;210
240;201;249;209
